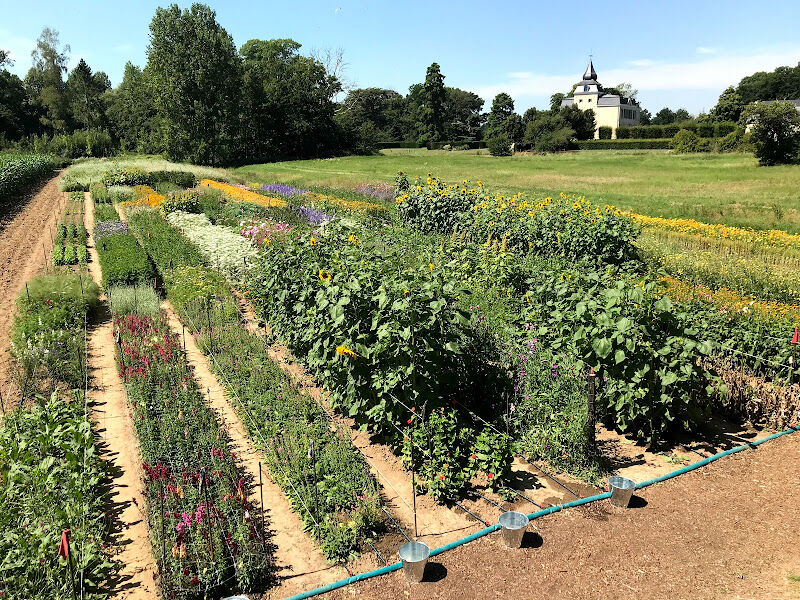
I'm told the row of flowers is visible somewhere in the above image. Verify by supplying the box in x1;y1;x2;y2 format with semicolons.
166;211;259;281
114;308;272;596
120;185;166;209
627;211;800;253
396;173;637;265
127;209;384;562
199;179;287;208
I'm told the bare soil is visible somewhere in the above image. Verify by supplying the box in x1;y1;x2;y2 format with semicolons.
0;172;66;403
328;431;800;600
84;194;158;598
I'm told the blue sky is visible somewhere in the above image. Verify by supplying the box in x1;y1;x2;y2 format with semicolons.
2;0;800;114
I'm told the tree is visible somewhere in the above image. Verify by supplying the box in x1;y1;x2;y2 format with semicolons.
560;105;595;140
337;87;406;142
737;62;800;104
24;27;70;132
240;38;342;162
741;101;800;165
549;93;565;111
443;87;484;139
524;111;573;151
710;86;745;122
147;3;242;165
0;50;39;139
485;92;523;142
417;62;446;142
486;92;515;133
652;108;676;125
65;59;109;129
640;108;652;125
673;108;691;122
605;82;638;100
105;62;159;152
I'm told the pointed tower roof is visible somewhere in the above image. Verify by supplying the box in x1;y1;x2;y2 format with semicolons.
583;59;597;81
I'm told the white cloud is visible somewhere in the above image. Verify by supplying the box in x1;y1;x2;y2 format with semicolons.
474;48;800;103
629;59;656;67
696;46;718;55
508;71;532;79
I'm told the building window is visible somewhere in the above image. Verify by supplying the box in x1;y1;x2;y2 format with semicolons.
578;99;582;103
584;85;589;91
621;108;636;120
588;98;592;103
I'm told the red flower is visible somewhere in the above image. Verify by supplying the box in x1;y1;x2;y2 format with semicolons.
487;473;494;480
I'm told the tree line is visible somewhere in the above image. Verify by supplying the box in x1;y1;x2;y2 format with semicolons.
3;3;800;164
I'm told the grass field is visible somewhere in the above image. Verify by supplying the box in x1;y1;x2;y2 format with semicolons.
235;149;800;233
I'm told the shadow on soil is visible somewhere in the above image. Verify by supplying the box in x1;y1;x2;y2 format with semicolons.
423;562;448;583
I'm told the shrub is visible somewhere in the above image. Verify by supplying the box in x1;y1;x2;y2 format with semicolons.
716;127;747;152
598;126;612;139
95;233;155;287
534;127;573;152
575;139;672;150
89;182;110;203
671;129;704;153
94;203;120;222
488;134;513;156
77;244;88;265
741;101;800;165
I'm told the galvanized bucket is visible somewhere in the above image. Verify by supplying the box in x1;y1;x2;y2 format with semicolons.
498;511;529;548
398;541;430;583
608;475;636;508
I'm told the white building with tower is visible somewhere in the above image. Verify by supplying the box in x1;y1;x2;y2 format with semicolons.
560;60;641;138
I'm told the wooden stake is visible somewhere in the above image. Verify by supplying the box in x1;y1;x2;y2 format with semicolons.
67;549;78;600
258;461;265;540
409;427;418;539
587;368;597;455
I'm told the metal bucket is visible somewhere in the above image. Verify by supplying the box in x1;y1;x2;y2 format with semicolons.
398;541;430;583
498;511;529;548
608;475;636;508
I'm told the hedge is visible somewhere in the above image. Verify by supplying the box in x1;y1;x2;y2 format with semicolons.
575;139;672;150
616;122;737;139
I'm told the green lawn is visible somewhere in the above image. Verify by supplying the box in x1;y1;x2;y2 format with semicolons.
234;149;800;233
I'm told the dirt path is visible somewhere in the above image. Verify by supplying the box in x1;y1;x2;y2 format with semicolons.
84;194;157;599
0;171;65;403
159;301;345;597
328;431;800;600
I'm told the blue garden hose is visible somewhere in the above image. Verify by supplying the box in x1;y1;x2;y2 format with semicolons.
284;424;799;600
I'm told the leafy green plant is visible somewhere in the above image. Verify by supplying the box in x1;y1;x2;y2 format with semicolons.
95;233;154;287
0;393;118;597
11;273;99;395
89;182;110;203
0;153;56;202
161;190;201;215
